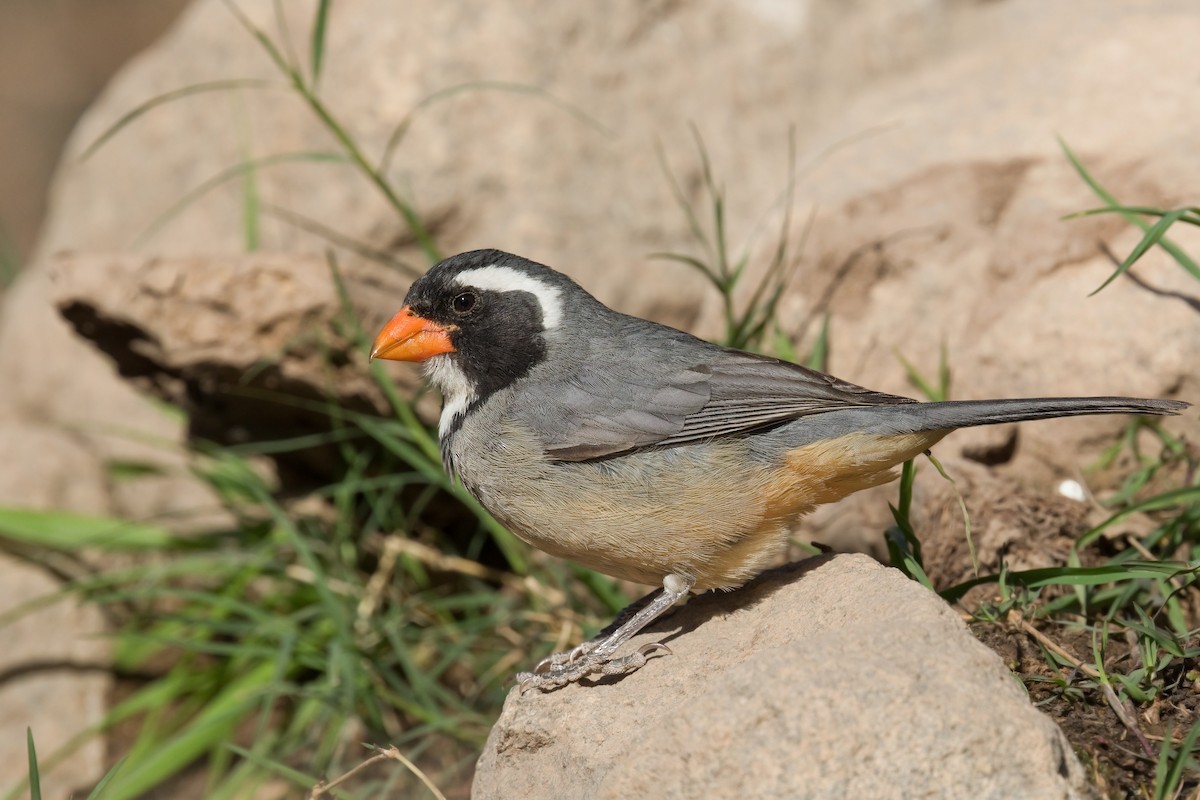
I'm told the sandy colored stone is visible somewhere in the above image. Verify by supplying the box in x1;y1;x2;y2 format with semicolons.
35;0;978;325
0;268;229;530
0;552;110;800
474;555;1093;800
48;252;410;456
0;423;111;514
0;424;111;798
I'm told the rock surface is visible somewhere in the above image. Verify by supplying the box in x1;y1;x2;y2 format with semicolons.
0;268;224;530
33;0;1200;504
474;555;1093;800
0;422;112;798
48;251;410;477
0;552;110;799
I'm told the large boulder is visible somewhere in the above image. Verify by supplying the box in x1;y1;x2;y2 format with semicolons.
473;556;1095;800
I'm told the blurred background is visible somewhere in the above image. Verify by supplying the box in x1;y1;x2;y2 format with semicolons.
0;0;189;272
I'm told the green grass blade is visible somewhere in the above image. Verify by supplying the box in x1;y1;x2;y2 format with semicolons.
2;675;188;800
1067;205;1200;226
1078;486;1200;548
1155;717;1200;800
924;452;975;574
571;567;629;615
222;743;316;788
223;0;293;77
235;93;261;251
310;0;331;84
354;415;528;571
1089;208;1190;296
885;527;933;589
134;151;350;246
895;350;947;402
771;322;799;362
937;342;952;400
895;459;917;544
941;560;1198;604
654;140;714;265
79;79;279;161
647;252;726;292
1060;137;1121;209
0;220;20;288
805;313;830;371
885;461;933;589
1059;138;1200;287
26;729;40;800
225;0;442;263
101;662;277;800
270;0;301;74
86;758;127;799
0;507;175;550
262;202;422;276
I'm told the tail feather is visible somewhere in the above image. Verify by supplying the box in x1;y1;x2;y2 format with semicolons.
753;396;1188;455
903;396;1188;432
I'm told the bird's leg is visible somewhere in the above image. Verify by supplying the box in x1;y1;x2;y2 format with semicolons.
518;573;695;692
533;585;663;670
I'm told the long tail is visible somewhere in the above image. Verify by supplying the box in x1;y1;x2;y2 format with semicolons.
904;396;1189;431
770;396;1188;504
763;396;1188;453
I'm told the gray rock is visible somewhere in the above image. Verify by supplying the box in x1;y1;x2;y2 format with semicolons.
474;555;1093;800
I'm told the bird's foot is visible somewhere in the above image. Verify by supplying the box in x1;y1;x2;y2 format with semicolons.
515;573;694;693
532;639;601;672
517;642;671;692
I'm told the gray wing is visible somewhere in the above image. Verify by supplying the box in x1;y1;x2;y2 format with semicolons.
652;352;915;448
532;342;915;462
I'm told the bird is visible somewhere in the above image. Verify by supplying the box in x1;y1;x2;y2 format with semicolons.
370;248;1188;691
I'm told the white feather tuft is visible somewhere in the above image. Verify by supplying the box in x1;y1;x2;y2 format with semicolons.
424;355;478;440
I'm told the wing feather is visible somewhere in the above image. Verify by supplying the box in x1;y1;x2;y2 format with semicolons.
538;345;913;462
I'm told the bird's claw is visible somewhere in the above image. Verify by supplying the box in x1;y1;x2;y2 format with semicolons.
532;639;598;673
636;641;672;660
517;641;672;693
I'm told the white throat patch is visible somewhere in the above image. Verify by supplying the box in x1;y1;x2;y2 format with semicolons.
423;355;478;440
454;265;564;329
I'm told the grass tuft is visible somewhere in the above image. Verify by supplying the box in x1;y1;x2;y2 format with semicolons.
652;125;810;353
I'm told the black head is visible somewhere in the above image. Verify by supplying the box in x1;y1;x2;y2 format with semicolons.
404;250;587;394
372;250;601;435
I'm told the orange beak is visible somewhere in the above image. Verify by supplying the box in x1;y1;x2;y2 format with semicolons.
370;306;456;362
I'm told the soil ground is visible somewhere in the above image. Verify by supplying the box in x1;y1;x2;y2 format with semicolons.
919;478;1200;799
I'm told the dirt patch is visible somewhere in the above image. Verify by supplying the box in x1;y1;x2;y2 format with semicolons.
972;622;1200;798
899;436;1200;799
912;457;1200;799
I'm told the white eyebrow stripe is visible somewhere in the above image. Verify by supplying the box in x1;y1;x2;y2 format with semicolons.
454;265;563;329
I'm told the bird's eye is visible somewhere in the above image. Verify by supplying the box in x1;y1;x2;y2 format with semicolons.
451;291;478;315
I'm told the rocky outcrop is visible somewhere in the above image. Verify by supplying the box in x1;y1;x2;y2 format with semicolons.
474;556;1095;800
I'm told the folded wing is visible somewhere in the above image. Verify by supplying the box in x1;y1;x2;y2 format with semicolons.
534;345;915;462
